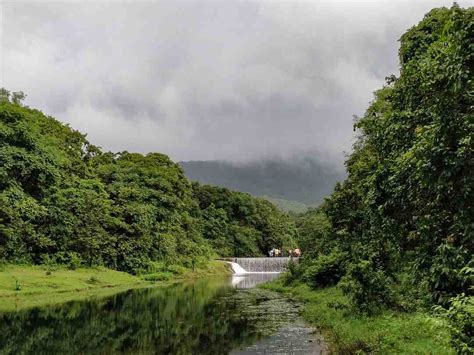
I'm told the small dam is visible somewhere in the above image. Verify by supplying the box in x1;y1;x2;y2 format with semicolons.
222;257;299;274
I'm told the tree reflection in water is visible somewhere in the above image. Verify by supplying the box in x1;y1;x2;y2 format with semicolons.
0;275;302;354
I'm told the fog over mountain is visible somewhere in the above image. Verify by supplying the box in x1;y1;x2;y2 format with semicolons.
180;156;346;205
2;0;466;172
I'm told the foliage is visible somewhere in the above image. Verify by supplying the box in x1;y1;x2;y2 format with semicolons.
289;5;472;347
339;259;395;314
293;207;331;259
295;3;472;306
442;294;474;354
0;89;296;272
282;258;302;285
303;248;348;289
260;196;313;214
193;184;297;256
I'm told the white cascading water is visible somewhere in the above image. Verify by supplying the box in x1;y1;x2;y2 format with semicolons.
228;261;247;275
227;257;298;274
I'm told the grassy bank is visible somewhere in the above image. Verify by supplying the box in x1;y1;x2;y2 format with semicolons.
0;261;231;312
263;279;454;354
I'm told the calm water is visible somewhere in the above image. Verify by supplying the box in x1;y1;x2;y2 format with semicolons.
0;274;325;354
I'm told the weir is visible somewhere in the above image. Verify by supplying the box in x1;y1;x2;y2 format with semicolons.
224;257;299;274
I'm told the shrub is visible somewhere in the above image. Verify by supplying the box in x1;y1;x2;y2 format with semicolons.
392;270;431;312
428;246;473;306
283;258;302;285
166;264;187;275
302;248;347;288
143;272;173;281
443;294;474;354
40;254;58;272
340;259;394;314
53;251;82;270
67;252;82;270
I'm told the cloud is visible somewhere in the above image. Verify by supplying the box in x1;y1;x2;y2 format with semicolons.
1;0;467;167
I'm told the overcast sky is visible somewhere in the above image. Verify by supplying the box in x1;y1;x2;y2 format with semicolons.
1;0;469;167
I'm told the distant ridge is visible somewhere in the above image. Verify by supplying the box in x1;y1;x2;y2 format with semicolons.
260;196;313;214
179;158;345;206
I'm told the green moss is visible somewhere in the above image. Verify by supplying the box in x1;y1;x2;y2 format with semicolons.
262;280;454;354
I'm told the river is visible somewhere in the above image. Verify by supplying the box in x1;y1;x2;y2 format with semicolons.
0;274;325;354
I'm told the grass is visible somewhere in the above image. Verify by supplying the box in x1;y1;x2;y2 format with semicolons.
0;261;231;312
0;265;146;312
139;260;232;281
262;279;454;354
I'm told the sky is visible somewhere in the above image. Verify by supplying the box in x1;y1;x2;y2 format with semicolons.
1;0;470;168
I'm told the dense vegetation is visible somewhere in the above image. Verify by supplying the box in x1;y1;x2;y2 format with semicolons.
0;89;295;273
194;185;296;256
289;5;473;353
180;158;344;205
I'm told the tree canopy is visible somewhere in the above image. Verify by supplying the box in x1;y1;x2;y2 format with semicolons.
291;5;472;352
0;91;296;273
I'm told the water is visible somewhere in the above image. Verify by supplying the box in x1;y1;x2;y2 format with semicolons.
0;274;325;354
229;261;248;275
232;257;298;272
231;273;283;288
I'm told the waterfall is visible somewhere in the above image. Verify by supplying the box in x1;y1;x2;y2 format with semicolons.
228;261;247;275
226;257;298;273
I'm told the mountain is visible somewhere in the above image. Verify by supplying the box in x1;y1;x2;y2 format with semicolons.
179;158;345;206
260;196;313;214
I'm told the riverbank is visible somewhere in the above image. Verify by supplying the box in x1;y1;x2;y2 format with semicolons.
0;261;231;312
262;279;454;354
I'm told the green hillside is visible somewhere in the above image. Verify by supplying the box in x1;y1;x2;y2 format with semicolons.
261;196;313;213
0;90;296;272
179;159;345;205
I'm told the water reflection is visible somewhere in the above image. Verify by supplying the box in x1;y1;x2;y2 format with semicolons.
0;274;317;354
231;273;280;289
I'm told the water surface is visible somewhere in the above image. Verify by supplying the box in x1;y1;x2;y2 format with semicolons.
0;274;324;354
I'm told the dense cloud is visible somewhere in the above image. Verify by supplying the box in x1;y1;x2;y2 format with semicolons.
1;0;467;167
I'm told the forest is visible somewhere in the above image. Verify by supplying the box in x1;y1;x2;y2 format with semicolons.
0;90;296;273
286;5;473;353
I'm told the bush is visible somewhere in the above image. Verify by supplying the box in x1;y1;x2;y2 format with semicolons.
340;259;394;314
392;270;431;312
443;294;474;354
66;253;82;270
428;245;473;306
139;260;195;277
40;254;58;272
283;258;302;285
302;249;347;288
40;252;82;271
143;272;173;281
166;264;187;275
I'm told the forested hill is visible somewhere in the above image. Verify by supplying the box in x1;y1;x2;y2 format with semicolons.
0;89;296;273
179;159;345;206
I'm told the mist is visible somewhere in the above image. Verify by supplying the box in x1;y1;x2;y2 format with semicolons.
1;0;466;169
